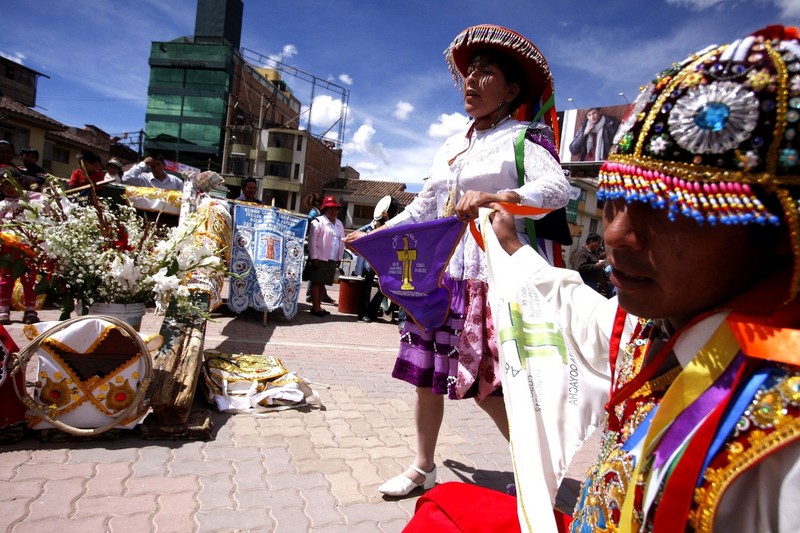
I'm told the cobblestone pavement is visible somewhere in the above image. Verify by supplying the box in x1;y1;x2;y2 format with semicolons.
0;282;598;532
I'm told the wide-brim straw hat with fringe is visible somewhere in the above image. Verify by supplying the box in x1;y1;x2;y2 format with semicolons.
445;24;556;128
598;25;800;303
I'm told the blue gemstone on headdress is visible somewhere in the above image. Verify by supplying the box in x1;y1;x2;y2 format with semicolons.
762;100;776;112
694;103;730;132
732;64;747;75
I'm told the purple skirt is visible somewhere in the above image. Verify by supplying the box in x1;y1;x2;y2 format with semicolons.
391;275;501;400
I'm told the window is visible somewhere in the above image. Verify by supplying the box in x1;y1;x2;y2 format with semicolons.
293;163;300;180
353;204;373;220
265;162;290;179
296;136;303;151
181;123;222;147
147;94;183;116
183;96;224;118
565;199;579;224
589;218;598;235
43;142;69;167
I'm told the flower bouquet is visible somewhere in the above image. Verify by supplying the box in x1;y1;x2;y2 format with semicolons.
1;172;228;320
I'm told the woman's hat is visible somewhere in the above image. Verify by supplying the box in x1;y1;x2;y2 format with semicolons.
445;24;556;127
321;196;342;209
598;25;800;301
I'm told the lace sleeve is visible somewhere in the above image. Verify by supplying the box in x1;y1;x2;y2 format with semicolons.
510;141;570;209
384;177;437;228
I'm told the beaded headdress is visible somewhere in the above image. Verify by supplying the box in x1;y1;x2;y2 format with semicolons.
445;24;558;140
598;25;800;302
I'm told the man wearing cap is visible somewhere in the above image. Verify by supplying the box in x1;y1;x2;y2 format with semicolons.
406;24;800;533
122;154;184;191
572;233;607;293
307;196;345;317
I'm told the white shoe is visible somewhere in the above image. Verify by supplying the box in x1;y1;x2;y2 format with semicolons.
378;465;437;497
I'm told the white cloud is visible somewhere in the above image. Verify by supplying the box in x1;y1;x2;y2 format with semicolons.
304;94;348;139
393;101;414;120
343;121;390;164
664;0;726;8
338;73;353;85
0;51;25;65
269;44;298;64
775;0;800;16
427;112;468;139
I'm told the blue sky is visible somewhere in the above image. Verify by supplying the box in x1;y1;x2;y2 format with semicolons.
2;0;798;192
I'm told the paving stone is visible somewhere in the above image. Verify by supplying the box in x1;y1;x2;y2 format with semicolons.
126;475;199;497
197;472;235;511
9;514;108;533
24;478;84;521
195;507;272;532
84;462;130;498
301;486;346;529
270;504;312;533
132;446;171;478
232;459;267;492
69;446;138;464
155;490;200;532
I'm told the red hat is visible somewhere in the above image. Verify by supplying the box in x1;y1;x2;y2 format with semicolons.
321;196;341;209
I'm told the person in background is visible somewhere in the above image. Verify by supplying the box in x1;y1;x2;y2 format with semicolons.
67;150;105;189
306;196;345;317
304;192;335;305
104;157;124;183
572;233;607;293
346;24;570;497
122;154;184;191
355;196;398;323
407;24;800;533
18;148;46;189
0;169;40;324
236;177;262;204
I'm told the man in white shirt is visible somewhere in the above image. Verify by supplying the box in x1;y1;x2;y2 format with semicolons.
122;154;184;191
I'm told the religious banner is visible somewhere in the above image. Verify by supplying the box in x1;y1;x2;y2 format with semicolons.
228;204;308;319
346;217;467;331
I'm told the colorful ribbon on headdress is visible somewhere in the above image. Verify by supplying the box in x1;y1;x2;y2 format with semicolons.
346;217;467;331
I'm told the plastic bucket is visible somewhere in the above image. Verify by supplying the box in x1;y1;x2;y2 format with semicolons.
337;276;363;315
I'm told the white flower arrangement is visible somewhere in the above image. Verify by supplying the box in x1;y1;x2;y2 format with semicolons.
2;175;228;320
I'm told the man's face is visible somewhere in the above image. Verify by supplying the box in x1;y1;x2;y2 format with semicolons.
586;109;600;123
22;153;37;165
586;239;601;252
243;181;257;199
603;199;776;327
148;159;165;178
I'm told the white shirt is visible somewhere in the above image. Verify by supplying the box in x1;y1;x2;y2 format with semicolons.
385;118;569;281
122;162;184;191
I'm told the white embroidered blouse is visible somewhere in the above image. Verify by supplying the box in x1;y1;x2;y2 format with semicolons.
385;118;570;281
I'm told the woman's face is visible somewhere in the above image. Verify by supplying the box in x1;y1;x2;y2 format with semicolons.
463;58;519;125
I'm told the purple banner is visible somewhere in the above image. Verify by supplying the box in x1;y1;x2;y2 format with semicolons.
347;217;467;331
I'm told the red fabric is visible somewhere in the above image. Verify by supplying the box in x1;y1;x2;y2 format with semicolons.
403;482;574;532
0;324;26;429
67;168;104;188
404;483;521;533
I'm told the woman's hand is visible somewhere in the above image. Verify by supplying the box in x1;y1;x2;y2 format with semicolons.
489;204;524;256
455;190;520;220
343;230;367;243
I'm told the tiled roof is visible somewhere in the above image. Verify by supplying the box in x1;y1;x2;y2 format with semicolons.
324;178;416;206
0;97;66;130
46;129;106;153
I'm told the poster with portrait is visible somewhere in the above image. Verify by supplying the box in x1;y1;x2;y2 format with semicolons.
228;204;308;319
559;104;631;163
